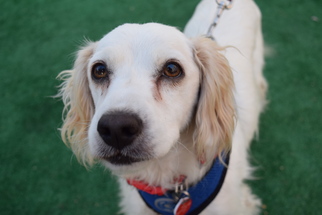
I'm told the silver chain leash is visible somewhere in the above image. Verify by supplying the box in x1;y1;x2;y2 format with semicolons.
206;0;234;40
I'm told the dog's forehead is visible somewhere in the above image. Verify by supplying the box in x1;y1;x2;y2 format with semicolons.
96;23;192;56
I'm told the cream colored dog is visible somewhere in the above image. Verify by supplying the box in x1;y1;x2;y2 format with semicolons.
58;0;267;214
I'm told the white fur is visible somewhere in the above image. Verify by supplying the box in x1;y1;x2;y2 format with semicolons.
58;0;267;214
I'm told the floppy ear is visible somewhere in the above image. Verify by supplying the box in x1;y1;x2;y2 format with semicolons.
192;37;235;164
57;41;96;166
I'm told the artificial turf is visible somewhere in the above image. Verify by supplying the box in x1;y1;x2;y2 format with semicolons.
1;0;321;214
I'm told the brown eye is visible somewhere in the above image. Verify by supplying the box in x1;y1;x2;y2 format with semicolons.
92;63;109;80
163;62;183;78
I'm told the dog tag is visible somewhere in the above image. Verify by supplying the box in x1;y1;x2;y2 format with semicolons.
174;196;192;215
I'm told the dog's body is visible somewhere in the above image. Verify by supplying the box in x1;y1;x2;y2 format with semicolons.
58;0;267;214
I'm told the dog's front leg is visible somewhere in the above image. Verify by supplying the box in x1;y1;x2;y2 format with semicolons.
118;179;156;215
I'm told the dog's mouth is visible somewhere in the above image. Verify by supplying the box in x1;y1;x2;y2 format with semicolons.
102;152;146;165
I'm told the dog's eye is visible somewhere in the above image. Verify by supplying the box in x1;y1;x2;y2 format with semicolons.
162;62;183;78
92;63;109;80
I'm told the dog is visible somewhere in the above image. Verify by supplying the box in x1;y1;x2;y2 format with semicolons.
57;0;267;214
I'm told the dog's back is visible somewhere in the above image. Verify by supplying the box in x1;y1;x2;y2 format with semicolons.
185;0;267;214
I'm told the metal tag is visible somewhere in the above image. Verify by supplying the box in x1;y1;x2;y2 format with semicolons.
173;192;192;215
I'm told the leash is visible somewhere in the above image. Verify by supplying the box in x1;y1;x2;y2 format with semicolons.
206;0;234;40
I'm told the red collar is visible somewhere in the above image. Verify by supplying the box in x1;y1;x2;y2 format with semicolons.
127;175;186;196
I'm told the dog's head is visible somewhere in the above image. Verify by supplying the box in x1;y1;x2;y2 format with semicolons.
58;23;234;175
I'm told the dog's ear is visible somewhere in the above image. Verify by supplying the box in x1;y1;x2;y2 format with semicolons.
192;37;235;164
57;41;96;167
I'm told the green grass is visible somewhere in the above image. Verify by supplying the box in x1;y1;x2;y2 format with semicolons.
1;0;321;214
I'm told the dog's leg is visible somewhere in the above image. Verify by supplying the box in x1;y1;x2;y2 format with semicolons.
118;179;156;215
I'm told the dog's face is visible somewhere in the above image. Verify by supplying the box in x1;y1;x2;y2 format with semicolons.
87;23;200;169
58;23;235;176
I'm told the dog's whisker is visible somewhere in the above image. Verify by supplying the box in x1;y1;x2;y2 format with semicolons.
177;140;194;156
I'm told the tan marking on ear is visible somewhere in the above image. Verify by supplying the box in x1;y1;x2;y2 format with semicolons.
192;37;235;164
57;41;97;167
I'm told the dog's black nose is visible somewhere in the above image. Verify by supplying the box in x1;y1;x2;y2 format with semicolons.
97;112;143;150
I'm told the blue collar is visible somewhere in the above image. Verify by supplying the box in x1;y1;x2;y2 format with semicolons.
137;154;229;215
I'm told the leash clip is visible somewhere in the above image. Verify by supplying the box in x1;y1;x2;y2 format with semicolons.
216;0;233;9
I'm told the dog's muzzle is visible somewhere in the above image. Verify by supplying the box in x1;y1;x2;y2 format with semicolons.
97;111;145;165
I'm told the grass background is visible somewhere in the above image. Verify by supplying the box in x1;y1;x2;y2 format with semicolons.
0;0;321;214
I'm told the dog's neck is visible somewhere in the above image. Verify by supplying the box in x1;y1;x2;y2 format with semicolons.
119;124;214;190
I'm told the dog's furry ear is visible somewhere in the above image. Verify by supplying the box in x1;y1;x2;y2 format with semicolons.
57;41;96;167
192;37;235;163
